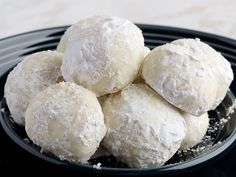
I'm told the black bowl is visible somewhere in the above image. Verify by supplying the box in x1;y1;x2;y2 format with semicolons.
0;24;236;176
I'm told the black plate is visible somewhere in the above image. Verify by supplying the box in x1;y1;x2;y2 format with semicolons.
0;24;236;176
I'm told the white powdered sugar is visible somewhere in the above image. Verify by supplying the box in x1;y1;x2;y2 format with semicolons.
93;163;102;169
57;16;108;53
102;83;186;168
226;99;236;116
25;82;107;163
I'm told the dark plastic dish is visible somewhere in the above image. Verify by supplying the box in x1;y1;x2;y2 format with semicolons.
0;24;236;176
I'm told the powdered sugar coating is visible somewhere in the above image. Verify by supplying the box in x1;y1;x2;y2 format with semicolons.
25;82;106;163
61;16;145;96
180;113;209;150
57;16;106;53
102;83;186;168
4;50;63;126
142;38;233;116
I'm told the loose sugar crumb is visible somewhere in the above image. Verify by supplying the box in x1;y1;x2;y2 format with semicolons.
40;148;44;154
93;163;102;169
23;138;30;143
227;100;236;116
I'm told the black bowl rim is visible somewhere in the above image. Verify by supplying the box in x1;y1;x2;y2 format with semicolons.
0;23;235;44
0;24;236;175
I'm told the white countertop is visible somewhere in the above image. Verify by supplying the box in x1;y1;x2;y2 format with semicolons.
0;0;236;39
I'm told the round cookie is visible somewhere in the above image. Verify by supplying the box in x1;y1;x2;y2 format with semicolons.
25;82;106;163
102;83;186;168
61;16;145;96
4;50;63;126
180;113;209;150
142;38;233;116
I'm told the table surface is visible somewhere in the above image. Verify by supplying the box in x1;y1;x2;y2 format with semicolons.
0;0;236;39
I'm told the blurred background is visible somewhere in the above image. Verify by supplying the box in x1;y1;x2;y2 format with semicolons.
0;0;236;39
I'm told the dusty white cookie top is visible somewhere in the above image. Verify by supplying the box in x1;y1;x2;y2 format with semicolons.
61;16;145;96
